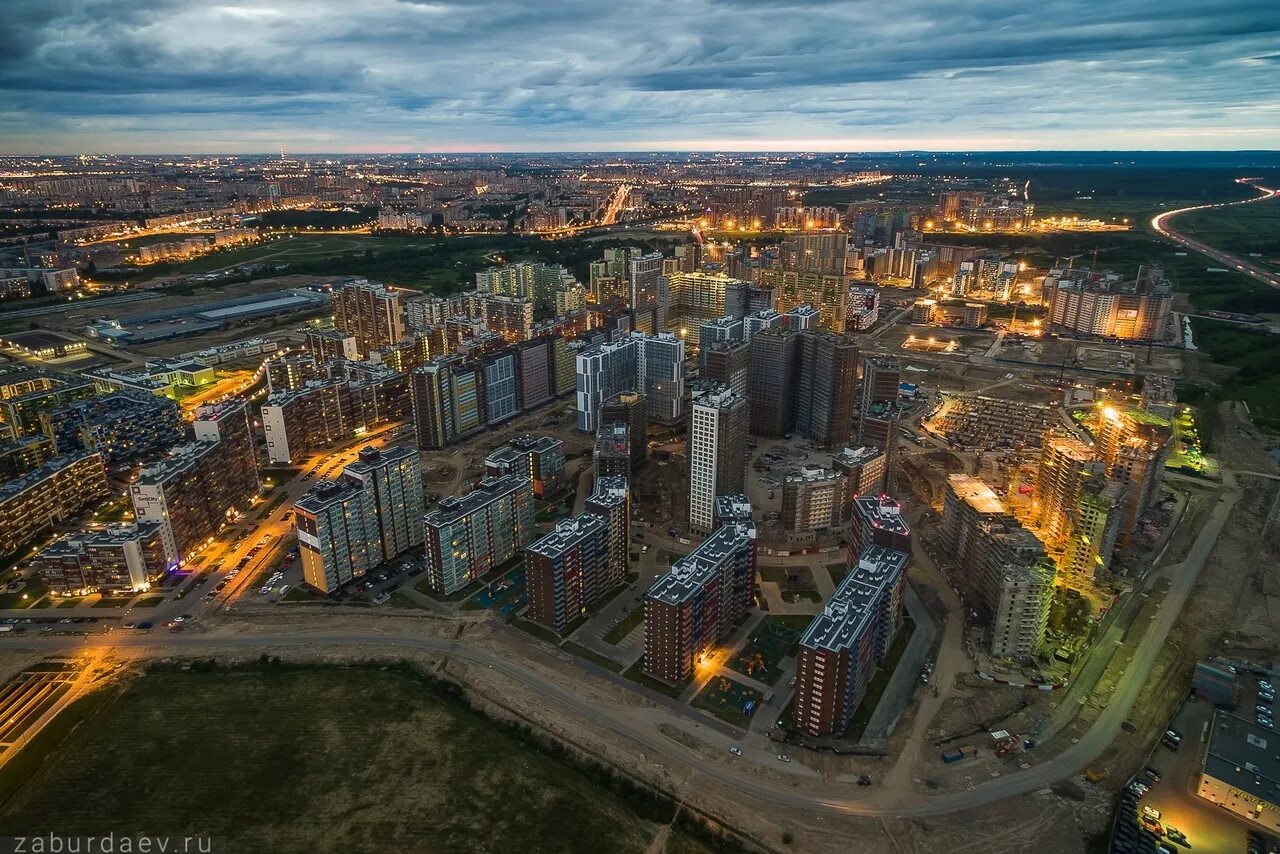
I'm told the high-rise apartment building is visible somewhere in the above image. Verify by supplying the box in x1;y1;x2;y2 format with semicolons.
659;272;742;334
1065;478;1126;577
341;446;425;562
295;445;424;593
600;391;647;470
688;384;748;534
780;233;849;275
644;498;757;684
295;478;378;593
575;336;639;433
39;392;183;467
1033;434;1104;546
30;522;168;594
781;467;847;533
131;402;260;564
850;494;912;556
748;326;799;437
989;557;1056;659
332;278;408;357
525;475;630;633
411;357;487;449
759;269;850;331
422;475;535;596
1096;405;1172;556
639;332;686;426
796;331;859;447
832;446;888;504
265;354;324;395
575;333;684;431
263;367;409;463
594;423;632;479
0;451;108;558
793;544;908;737
1043;265;1172;341
855;356;901;474
698;316;743;369
484;436;566;499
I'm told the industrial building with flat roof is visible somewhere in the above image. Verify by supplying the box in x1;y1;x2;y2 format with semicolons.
84;288;330;346
1197;711;1280;833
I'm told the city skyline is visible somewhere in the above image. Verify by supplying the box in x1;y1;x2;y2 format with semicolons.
4;0;1279;154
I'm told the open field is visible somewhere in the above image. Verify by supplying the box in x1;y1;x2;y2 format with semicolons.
0;664;709;853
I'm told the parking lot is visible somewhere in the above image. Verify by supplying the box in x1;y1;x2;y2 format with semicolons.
1119;679;1280;853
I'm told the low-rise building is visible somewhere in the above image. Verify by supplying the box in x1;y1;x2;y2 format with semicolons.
1196;711;1280;833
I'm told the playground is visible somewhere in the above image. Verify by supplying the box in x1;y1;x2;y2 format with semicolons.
726;618;801;685
692;675;766;727
463;566;527;615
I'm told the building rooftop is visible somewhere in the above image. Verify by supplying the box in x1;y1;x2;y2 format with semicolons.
833;446;884;468
588;475;629;508
1203;711;1280;807
947;474;1006;515
852;495;911;538
527;513;608;560
133;441;219;486
295;478;367;515
647;516;756;606
799;545;909;654
425;475;530;527
0;451;101;499
785;466;842;485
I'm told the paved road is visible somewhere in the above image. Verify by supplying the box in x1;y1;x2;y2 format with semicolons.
1151;178;1280;288
1;474;1234;824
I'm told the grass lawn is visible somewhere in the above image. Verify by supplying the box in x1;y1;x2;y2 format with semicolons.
692;675;766;727
764;614;818;633
512;618;561;644
842;617;917;742
622;660;686;699
0;578;47;609
131;595;167;608
0;666;669;853
560;642;625;673
825;562;849;586
603;606;645;645
389;592;432;610
55;598;85;609
91;597;133;609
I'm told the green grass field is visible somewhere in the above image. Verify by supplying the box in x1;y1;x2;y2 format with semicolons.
0;666;695;853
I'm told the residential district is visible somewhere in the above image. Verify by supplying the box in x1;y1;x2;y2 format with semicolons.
0;153;1276;854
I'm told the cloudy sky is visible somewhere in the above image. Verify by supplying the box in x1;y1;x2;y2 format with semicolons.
2;0;1278;153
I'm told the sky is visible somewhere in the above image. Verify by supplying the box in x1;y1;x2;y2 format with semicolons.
1;0;1278;154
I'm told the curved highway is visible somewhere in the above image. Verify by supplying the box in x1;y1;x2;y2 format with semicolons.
1151;178;1280;288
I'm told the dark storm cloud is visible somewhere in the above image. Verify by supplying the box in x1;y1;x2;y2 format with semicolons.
0;0;1276;151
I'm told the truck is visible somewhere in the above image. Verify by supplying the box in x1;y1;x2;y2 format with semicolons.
941;745;978;763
